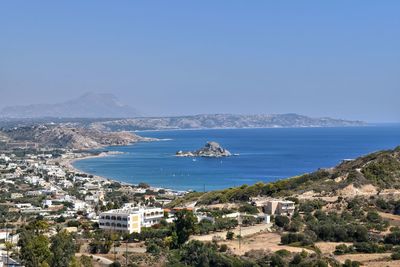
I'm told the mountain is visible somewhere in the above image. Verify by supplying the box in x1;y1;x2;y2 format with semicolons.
90;113;366;131
0;92;141;118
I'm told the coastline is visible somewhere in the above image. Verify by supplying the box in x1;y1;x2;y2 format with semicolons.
61;150;183;191
60;151;122;183
133;124;372;133
59;126;400;192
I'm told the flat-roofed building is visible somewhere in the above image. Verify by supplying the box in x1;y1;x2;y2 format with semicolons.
263;200;295;216
99;207;163;233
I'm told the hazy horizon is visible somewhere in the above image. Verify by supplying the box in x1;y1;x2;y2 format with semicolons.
1;1;399;122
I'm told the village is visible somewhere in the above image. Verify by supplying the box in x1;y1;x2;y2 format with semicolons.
0;147;299;266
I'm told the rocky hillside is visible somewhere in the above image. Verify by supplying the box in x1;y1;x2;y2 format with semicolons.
172;146;400;206
90;113;365;131
2;125;151;149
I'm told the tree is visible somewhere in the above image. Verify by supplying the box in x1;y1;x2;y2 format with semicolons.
174;210;197;246
270;254;285;267
274;215;290;228
226;231;234;240
109;262;121;267
50;230;76;267
19;230;51;267
79;255;93;267
366;211;382;223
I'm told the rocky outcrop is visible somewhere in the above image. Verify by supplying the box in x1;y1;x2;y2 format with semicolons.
176;142;232;158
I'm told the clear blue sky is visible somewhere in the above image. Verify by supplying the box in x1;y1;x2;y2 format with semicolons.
0;1;399;122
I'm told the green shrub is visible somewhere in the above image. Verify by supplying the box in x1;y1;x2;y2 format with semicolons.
275;215;290;228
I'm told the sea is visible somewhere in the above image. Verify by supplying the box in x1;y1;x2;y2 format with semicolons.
72;125;400;192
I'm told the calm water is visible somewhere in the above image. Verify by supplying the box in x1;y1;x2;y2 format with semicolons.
73;125;400;191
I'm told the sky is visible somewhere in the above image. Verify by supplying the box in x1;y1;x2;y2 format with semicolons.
0;1;399;122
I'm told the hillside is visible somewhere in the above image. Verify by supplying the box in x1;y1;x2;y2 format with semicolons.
0;92;141;118
90;113;365;131
171;146;400;206
1;124;152;150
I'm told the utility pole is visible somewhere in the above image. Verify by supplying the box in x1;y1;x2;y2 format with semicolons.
112;224;116;262
238;213;242;252
5;221;9;267
125;237;128;267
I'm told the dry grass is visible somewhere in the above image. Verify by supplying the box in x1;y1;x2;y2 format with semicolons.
335;253;391;264
315;242;353;255
219;232;314;256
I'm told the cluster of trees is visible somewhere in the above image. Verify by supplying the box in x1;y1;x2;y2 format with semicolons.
279;203;389;247
196;217;238;235
372;197;400;215
194;170;333;205
361;155;400;188
141;210;197;256
18;221;77;267
335;242;392;255
196;207;236;217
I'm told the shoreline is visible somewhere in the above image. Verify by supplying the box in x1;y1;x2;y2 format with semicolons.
61;151;123;183
61;150;188;193
133;124;373;133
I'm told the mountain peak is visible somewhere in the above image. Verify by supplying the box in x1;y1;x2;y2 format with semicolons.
1;93;141;119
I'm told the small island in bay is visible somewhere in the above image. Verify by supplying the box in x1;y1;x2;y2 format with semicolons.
176;141;232;157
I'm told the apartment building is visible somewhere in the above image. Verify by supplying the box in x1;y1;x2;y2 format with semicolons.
99;207;164;233
263;199;295;216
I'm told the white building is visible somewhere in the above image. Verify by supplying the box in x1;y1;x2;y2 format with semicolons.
99;207;164;233
263;199;295;216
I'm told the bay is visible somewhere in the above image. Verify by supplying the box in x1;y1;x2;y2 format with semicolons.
73;125;400;191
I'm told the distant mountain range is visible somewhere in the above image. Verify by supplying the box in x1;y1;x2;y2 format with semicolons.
0;92;141;118
0;93;366;129
90;113;366;131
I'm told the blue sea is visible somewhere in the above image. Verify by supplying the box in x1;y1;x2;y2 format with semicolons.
73;125;400;191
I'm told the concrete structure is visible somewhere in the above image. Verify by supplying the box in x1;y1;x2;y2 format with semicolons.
263;200;295;216
99;207;164;233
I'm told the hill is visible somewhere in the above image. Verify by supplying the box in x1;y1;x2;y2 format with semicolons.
0;92;141;118
170;146;400;206
1;124;152;150
90;113;365;131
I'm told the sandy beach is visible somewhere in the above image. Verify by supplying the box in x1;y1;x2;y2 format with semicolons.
59;151;123;182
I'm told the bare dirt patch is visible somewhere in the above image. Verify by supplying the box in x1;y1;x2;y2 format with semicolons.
315;242;352;255
219;232;313;256
338;184;378;197
378;212;400;227
191;223;270;242
335;253;391;265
